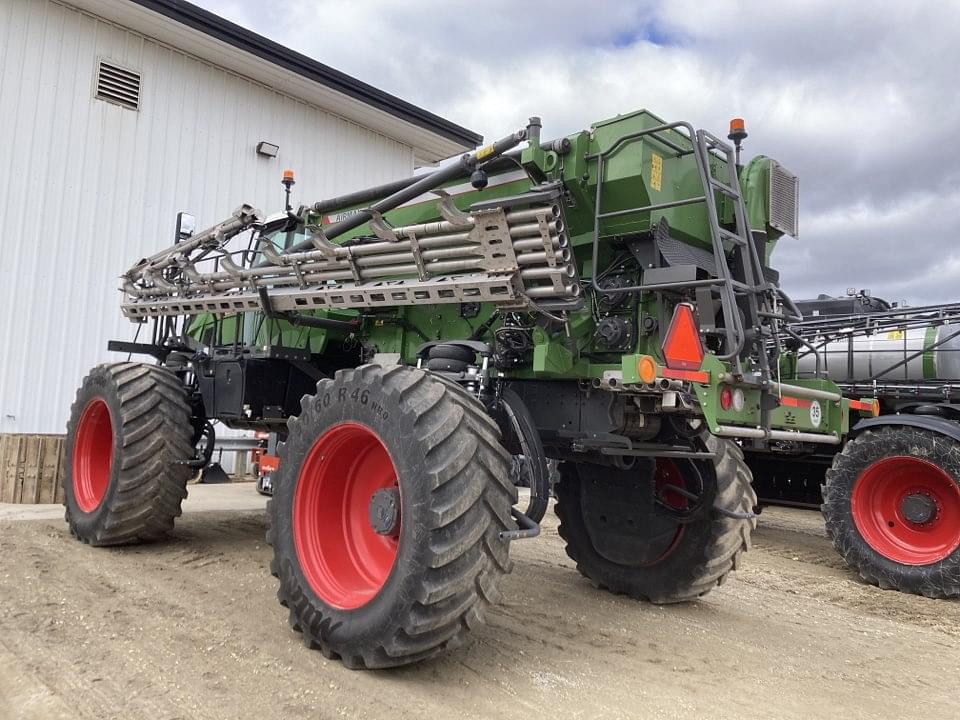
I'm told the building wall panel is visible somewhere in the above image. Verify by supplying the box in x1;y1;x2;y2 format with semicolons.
0;0;413;433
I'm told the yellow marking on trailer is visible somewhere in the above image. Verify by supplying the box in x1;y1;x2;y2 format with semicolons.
650;152;663;192
476;144;495;160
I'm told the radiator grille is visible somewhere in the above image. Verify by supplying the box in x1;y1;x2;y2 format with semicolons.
769;161;799;237
95;60;141;111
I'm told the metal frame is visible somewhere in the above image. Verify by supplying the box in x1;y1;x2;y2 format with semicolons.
587;121;782;373
789;302;960;401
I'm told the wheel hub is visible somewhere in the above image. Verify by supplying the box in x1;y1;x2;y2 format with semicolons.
851;455;960;565
369;487;401;536
900;492;937;525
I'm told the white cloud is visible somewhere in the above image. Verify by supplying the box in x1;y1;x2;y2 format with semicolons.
194;0;960;304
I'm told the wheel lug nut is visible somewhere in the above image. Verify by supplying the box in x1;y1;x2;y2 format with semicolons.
369;487;401;536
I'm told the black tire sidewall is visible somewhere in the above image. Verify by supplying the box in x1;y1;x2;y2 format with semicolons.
64;366;124;536
272;371;440;648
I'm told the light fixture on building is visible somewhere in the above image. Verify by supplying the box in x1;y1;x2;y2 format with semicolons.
256;141;279;157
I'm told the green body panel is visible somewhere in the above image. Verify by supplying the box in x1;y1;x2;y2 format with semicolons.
187;107;848;442
739;155;787;264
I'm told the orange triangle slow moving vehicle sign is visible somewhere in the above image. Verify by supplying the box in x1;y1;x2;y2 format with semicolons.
662;304;704;370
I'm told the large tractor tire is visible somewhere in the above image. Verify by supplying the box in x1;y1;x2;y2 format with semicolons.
64;363;193;545
822;426;960;598
555;433;755;603
268;365;516;669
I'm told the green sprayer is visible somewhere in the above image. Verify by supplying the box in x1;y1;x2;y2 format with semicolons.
64;109;884;668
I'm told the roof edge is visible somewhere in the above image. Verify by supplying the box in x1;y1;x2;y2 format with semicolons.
128;0;482;149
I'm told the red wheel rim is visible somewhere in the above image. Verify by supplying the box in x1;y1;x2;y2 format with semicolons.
72;399;113;513
644;459;688;565
851;456;960;565
293;422;400;610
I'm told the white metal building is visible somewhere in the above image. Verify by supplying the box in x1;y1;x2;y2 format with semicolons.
0;0;480;435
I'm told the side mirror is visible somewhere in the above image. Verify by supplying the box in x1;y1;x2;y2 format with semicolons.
176;212;196;243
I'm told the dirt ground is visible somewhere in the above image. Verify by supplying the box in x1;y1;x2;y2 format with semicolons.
1;485;957;720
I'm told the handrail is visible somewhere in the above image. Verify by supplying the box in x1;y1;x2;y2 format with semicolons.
588;121;750;362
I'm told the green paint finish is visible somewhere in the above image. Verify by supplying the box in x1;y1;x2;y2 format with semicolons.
586;110;712;249
739;156;788;264
533;341;575;375
923;325;937;379
621;354;642;385
176;106;857;445
692;355;727;432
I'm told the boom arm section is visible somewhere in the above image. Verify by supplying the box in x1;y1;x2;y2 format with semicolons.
120;120;582;320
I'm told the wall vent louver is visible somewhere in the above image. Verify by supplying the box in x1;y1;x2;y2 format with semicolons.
95;60;140;111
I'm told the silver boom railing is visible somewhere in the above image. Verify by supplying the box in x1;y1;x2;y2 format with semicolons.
120;120;582;320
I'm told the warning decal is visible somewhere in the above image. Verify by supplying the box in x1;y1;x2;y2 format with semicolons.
650;153;663;192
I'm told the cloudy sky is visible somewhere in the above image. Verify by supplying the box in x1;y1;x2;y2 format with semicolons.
195;0;960;305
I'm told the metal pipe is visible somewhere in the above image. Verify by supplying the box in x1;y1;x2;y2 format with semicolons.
714;425;841;445
259;209;558;266
298;155;475;249
505;206;559;223
768;381;842;403
388;218;473;237
519;265;576;281
516;248;571;265
125;205;260;278
512;234;567;252
525;284;580;298
309;147;553;215
128;226;569;299
499;507;541;541
597;196;706;219
312;176;425;215
508;220;561;237
132;204;566;294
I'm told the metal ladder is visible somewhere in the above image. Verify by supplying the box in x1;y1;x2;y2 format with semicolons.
691;129;775;377
588;121;777;376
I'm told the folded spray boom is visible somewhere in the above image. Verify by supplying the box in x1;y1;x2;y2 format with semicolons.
120;118;581;320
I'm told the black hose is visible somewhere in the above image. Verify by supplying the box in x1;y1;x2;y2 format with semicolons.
500;388;551;523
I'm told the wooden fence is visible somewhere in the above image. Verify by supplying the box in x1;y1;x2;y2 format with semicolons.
0;434;66;504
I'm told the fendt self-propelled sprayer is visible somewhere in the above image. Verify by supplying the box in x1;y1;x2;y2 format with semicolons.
65;109;881;668
749;291;960;598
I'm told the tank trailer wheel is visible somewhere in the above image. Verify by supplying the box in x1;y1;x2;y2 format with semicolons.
555;433;756;603
64;363;193;545
823;426;960;598
267;364;516;669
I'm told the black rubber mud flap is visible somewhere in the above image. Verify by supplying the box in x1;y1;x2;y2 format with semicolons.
555;432;756;603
